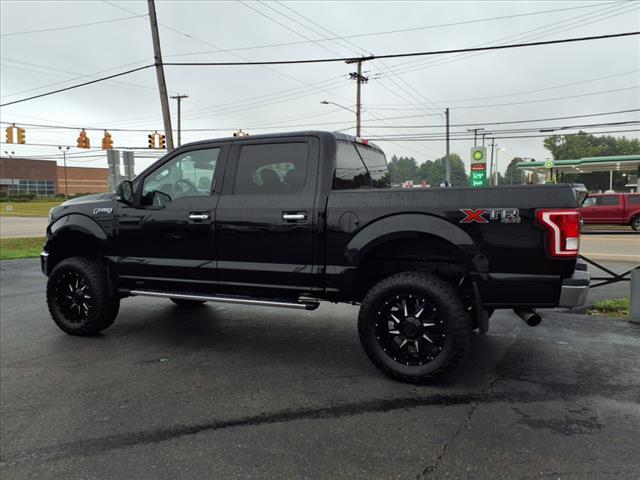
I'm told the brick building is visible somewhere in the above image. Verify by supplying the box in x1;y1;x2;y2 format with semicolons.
0;157;110;196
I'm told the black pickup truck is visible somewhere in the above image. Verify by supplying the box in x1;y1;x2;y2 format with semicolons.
42;131;589;382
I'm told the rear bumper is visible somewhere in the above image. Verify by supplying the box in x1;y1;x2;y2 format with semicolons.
558;265;590;308
40;251;50;276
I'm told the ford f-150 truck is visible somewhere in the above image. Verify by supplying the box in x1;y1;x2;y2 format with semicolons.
41;131;590;383
580;192;640;231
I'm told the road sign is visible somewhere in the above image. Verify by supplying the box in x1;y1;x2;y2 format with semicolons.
470;147;487;187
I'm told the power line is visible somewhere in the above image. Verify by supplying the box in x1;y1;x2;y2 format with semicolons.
3;109;638;133
362;109;640;128
163;1;621;59
0;14;146;37
385;2;637;75
367;69;640;107
163;32;639;66
0;65;155;107
2;31;636;108
366;128;640;142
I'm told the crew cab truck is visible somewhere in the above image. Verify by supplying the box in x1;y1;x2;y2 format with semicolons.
41;131;590;383
580;192;640;231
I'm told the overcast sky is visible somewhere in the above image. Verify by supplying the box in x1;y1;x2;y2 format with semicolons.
1;0;639;174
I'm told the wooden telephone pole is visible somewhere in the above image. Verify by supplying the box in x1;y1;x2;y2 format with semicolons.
170;94;188;147
147;0;174;150
346;58;369;137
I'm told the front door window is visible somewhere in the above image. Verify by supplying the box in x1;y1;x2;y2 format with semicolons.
141;148;220;206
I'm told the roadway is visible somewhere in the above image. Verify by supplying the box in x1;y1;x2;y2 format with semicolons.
1;259;639;479
0;217;48;238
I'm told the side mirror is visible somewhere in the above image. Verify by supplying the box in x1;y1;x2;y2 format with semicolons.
116;180;134;205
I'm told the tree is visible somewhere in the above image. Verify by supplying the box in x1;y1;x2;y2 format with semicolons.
388;156;418;185
503;157;528;185
543;132;640;191
422;154;467;186
544;132;640;160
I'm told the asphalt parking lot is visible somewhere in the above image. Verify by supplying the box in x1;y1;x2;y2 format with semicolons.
1;259;639;479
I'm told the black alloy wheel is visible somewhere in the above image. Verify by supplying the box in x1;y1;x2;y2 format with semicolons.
374;293;447;367
53;270;93;323
358;272;471;383
47;257;120;336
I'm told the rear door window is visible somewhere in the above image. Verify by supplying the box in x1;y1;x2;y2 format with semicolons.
233;143;309;195
333;141;389;190
598;196;620;206
628;195;640;205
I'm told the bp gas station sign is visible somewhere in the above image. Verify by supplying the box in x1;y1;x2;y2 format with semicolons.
470;147;487;187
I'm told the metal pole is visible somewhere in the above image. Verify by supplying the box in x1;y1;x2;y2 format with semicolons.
489;139;495;186
170;94;188;147
356;60;362;137
58;146;69;198
609;170;613;191
147;0;174;151
445;108;450;186
494;146;499;186
631;268;640;324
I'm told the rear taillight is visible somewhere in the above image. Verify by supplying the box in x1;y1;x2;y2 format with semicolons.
536;209;581;257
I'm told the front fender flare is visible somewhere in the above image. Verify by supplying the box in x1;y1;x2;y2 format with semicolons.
46;214;109;250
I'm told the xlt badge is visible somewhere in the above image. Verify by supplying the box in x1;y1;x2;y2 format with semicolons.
459;208;521;224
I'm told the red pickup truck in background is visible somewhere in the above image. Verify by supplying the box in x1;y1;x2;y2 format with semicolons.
581;193;640;231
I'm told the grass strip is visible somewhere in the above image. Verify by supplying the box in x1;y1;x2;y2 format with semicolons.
0;237;46;260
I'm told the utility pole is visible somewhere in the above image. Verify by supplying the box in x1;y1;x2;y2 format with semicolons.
445;108;451;186
347;58;369;137
58;146;70;198
488;138;496;186
467;127;484;147
170;94;188;147
147;0;174;151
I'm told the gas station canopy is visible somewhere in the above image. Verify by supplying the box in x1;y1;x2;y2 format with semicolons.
516;154;640;174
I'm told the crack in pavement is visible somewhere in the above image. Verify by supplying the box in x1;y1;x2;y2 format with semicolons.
417;332;518;478
1;389;551;470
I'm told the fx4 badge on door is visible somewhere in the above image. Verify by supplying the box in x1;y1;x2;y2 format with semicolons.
459;208;521;224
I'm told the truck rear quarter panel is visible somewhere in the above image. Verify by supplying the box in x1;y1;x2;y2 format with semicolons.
326;184;581;306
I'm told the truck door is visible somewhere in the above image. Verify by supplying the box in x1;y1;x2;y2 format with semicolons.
113;145;227;286
580;196;598;223
215;137;321;295
598;195;622;223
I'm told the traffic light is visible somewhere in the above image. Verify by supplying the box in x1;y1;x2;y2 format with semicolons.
77;129;90;148
16;127;25;144
5;126;13;144
101;130;113;150
148;132;156;149
159;134;166;149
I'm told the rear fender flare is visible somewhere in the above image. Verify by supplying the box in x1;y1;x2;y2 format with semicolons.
345;213;485;272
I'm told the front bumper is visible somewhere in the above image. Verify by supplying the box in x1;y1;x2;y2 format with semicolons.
558;264;590;308
40;251;50;276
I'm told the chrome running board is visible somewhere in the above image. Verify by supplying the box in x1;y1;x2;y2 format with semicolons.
127;289;320;310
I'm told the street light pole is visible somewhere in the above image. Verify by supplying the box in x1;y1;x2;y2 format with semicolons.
58;146;70;198
170;94;188;147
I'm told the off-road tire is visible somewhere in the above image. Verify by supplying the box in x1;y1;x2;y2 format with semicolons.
46;257;120;336
358;272;472;383
170;298;206;307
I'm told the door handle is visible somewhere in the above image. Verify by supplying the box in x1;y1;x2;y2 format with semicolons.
282;212;307;221
189;213;210;221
